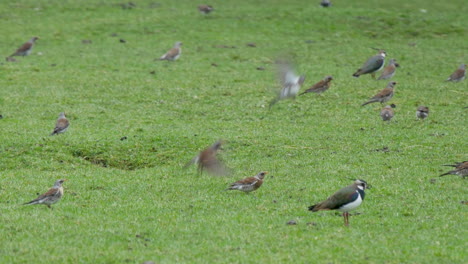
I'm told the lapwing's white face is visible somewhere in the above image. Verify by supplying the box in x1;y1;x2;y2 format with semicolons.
355;179;369;190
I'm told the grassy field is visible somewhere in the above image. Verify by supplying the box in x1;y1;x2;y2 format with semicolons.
0;0;467;263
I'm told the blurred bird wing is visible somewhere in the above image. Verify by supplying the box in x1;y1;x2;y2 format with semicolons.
184;154;199;168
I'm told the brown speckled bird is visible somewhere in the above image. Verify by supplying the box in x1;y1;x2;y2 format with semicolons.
361;81;397;106
198;5;214;14
23;179;66;208
185;140;228;176
308;179;370;226
50;112;70;136
225;171;268;193
380;105;395;121
353;50;386;78
416;106;429;120
446;64;466;82
159;42;182;61
9;37;39;57
440;161;468;178
377;59;399;80
299;76;333;95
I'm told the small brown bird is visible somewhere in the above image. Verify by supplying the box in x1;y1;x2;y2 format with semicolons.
377;58;399;80
380;104;395;121
299;76;333;95
440;161;468;178
416;106;429;120
50;112;70;136
225;171;268;193
446;64;466;82
185;140;228;176
361;81;397;106
198;5;214;14
9;37;39;57
353;50;386;78
159;42;182;61
24;179;66;208
308;179;370;226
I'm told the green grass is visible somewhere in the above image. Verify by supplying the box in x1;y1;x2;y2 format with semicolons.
1;0;467;263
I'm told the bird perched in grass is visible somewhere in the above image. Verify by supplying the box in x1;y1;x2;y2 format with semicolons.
380;104;395;121
198;5;214;14
446;64;466;82
416;106;429;120
377;58;399;80
308;179;370;226
361;81;397;106
440;161;468;178
299;76;333;95
8;37;39;58
159;42;182;61
320;0;331;7
269;60;305;108
353;49;386;78
185;140;228;176
23;179;66;208
50;112;70;136
225;171;268;193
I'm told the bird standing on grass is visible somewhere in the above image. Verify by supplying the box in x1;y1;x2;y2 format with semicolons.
377;58;399;80
50;112;70;136
416;106;429;120
446;64;466;82
198;5;214;14
380;104;395;121
299;76;333;95
308;179;370;226
269;60;305;108
225;172;268;193
8;37;39;58
23;179;66;208
185;140;228;176
361;81;397;106
440;161;468;178
159;42;182;61
353;50;386;78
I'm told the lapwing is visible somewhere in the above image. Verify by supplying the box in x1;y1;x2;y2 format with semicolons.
446;64;466;82
361;81;397;106
299;75;333;95
225;171;268;193
24;179;66;208
353;50;386;78
308;179;370;226
416;106;429;120
440;161;468;178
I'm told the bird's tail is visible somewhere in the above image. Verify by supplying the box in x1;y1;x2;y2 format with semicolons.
352;71;361;78
361;100;375;106
23;200;38;206
308;204;318;211
439;171;454;177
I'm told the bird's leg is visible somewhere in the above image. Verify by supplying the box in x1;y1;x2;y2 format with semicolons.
371;72;376;79
343;212;349;226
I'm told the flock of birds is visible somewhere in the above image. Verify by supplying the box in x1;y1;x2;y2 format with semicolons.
6;3;467;227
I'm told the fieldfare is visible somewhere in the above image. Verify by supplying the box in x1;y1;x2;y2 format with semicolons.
225;171;268;193
198;5;214;14
24;179;66;208
159;42;182;61
416;106;429;120
446;64;466;82
299;76;333;95
440;161;468;178
361;81;397;106
377;58;399;80
353;50;386;78
308;179;370;226
185;140;228;176
380;105;395;121
9;37;39;57
50;112;70;136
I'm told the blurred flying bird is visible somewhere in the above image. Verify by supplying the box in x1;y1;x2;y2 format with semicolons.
269;60;305;108
185;140;229;176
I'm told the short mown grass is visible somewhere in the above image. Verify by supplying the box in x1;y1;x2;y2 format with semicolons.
0;0;467;263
